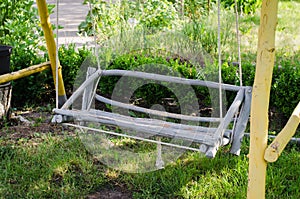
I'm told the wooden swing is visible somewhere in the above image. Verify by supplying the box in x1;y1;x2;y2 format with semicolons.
50;0;252;160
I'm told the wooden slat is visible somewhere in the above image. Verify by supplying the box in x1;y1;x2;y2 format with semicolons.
204;88;245;158
101;70;242;91
95;94;222;123
53;108;227;146
61;70;102;109
230;86;252;155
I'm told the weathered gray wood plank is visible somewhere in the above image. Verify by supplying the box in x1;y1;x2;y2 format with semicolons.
101;70;242;91
53;108;221;145
95;94;221;122
230;86;252;155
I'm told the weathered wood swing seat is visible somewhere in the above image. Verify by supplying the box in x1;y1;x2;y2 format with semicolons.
52;67;252;158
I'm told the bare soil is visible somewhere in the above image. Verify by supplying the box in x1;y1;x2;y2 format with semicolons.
0;111;71;139
86;186;132;199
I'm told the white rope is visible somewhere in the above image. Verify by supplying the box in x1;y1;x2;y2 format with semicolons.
55;0;59;109
217;0;223;119
231;0;243;144
89;0;101;70
234;0;243;86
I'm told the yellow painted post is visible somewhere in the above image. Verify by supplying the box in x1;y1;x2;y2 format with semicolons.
247;0;278;198
264;102;300;163
36;0;67;107
0;62;51;85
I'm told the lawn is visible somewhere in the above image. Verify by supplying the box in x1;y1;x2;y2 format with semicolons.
0;118;299;198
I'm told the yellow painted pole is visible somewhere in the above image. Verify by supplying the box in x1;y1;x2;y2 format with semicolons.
264;102;300;163
247;0;278;198
36;0;67;107
0;62;51;85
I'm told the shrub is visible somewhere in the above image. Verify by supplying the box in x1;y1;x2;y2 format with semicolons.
271;55;300;119
59;44;92;95
98;52;207;110
0;0;46;69
181;0;210;19
221;53;300;122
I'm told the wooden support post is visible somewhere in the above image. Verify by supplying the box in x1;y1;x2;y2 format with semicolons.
264;102;300;162
0;62;51;85
247;0;278;199
36;0;67;107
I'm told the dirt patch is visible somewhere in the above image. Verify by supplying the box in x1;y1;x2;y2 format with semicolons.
0;111;75;141
86;185;132;199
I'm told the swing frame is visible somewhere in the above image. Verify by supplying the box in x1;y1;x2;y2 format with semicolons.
51;66;252;157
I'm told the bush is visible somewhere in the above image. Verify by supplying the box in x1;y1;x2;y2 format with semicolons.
99;53;195;95
59;44;92;95
181;0;211;19
0;0;46;69
97;52;209;112
271;55;300;119
222;53;300;122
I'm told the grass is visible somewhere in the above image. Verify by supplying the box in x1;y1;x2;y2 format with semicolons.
0;133;299;198
240;1;300;55
0;135;106;198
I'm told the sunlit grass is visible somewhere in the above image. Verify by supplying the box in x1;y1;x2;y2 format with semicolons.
0;131;299;198
0;135;106;198
240;1;300;55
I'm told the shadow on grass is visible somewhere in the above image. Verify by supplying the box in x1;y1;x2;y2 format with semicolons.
0;136;107;198
116;147;249;199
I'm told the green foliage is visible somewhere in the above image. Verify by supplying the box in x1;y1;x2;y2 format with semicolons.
271;55;300;119
59;44;92;94
221;53;300;121
99;52;202;109
0;0;46;68
12;44;91;107
222;0;262;14
79;0;179;41
98;50;300;122
11;65;53;107
183;0;211;19
181;5;235;55
137;0;179;29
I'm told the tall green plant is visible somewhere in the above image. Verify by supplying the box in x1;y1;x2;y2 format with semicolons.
222;0;262;14
79;0;179;41
181;3;235;55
